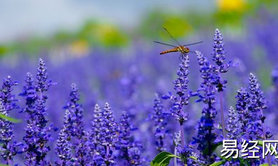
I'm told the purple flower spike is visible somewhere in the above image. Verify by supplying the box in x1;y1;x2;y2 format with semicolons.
56;83;89;165
90;103;117;165
21;59;53;166
193;51;217;165
235;88;250;135
246;73;267;140
20;73;37;114
0;76;18;114
63;83;85;137
117;112;143;165
36;58;52;95
151;97;168;152
174;54;190;98
55;128;73;165
212;28;230;73
226;107;239;139
102;103;118;145
169;55;190;125
178;145;198;166
0;76;22;165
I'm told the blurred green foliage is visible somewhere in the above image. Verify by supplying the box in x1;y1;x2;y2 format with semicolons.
78;21;128;48
0;0;277;56
0;21;128;56
139;11;194;41
0;46;7;57
0;164;8;166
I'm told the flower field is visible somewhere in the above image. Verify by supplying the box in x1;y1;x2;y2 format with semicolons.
1;1;278;166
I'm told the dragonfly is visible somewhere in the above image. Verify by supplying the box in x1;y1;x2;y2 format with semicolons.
154;27;202;56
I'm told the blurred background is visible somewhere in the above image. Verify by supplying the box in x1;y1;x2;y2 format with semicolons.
0;0;276;57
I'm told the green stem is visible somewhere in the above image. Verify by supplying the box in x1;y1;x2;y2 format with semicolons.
180;123;185;148
174;146;178;166
219;92;226;139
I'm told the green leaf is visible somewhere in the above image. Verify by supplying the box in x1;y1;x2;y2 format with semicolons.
151;151;180;166
209;160;226;166
189;156;197;161
260;164;276;166
0;113;21;123
239;157;250;166
257;140;263;146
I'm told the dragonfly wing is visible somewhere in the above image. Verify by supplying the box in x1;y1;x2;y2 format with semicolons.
153;41;176;47
163;27;182;46
183;41;203;46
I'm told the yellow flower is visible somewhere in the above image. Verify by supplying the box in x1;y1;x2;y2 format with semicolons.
217;0;246;11
70;40;89;56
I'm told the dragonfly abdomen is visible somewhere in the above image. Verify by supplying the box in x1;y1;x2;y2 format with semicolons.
160;48;179;55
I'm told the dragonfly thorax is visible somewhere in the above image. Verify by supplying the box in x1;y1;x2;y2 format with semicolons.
178;46;190;54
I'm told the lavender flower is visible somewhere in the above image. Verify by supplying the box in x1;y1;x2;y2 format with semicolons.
55;127;73;165
212;28;230;74
0;76;18;115
233;74;271;165
36;58;52;97
90;104;102;143
20;73;37;117
178;145;198;166
89;104;105;165
211;29;230;138
102;103;118;145
235;88;250;135
117;112;143;165
193;51;217;165
225;106;241;165
121;65;140;120
73;128;90;166
90;103;117;165
161;55;191;149
211;28;228;91
0;76;21;165
56;84;89;165
171;55;190;125
151;97;168;152
63;83;85;138
21;59;52;166
246;73;267;140
226;107;239;139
